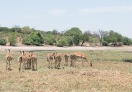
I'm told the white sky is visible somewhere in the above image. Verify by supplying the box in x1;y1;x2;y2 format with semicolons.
0;0;132;38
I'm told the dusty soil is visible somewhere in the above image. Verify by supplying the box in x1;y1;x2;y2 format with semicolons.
0;45;132;51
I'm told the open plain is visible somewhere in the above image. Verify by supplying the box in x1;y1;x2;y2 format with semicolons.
0;46;132;92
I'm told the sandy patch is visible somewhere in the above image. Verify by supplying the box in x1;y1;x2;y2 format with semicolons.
0;46;132;51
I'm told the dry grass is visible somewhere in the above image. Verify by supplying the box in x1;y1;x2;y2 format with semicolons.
0;50;132;92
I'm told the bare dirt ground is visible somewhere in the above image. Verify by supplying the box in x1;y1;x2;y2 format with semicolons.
0;45;132;51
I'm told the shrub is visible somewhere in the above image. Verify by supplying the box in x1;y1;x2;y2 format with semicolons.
122;37;132;45
0;39;7;45
22;32;44;46
65;38;73;46
56;43;63;47
56;40;67;47
22;36;32;45
116;42;123;46
9;33;17;46
73;34;80;46
102;41;108;46
45;37;56;45
30;32;44;45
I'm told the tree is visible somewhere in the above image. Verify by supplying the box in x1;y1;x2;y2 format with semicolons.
64;27;82;36
122;37;132;45
0;27;9;33
98;30;108;46
9;33;17;46
64;27;82;46
45;37;56;45
10;25;21;32
92;30;108;46
57;39;67;47
52;29;58;35
80;31;92;46
30;32;44;45
0;39;7;45
65;37;73;46
22;35;32;45
73;34;80;46
23;32;44;45
104;30;123;46
21;26;32;34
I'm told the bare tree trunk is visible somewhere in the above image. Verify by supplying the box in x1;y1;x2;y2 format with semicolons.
81;40;85;46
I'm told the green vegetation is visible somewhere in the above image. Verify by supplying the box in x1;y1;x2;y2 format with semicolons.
9;32;17;46
0;38;7;45
0;26;132;46
23;32;43;45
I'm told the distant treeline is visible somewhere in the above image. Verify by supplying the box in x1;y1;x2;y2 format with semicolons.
0;26;132;46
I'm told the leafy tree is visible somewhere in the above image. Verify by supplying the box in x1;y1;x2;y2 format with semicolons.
89;36;99;44
104;30;123;46
89;32;100;46
23;32;44;45
21;26;32;34
122;37;132;45
73;34;80;46
10;26;21;32
45;37;56;45
52;29;58;35
64;27;82;46
9;33;17;46
65;38;73;46
43;33;56;45
57;39;67;47
64;27;82;36
22;35;32;45
80;31;92;46
57;37;73;46
0;39;7;45
30;32;44;45
0;27;10;33
102;41;108;46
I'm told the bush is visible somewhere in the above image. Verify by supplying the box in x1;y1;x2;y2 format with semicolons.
65;38;73;46
30;32;44;45
22;32;44;46
116;42;123;46
102;41;108;46
9;33;17;46
45;37;56;45
56;40;67;47
56;43;63;47
123;41;127;45
73;34;80;46
123;37;132;45
0;39;7;45
22;36;32;45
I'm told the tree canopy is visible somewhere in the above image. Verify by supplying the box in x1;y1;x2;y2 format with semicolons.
0;26;131;46
64;27;82;36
